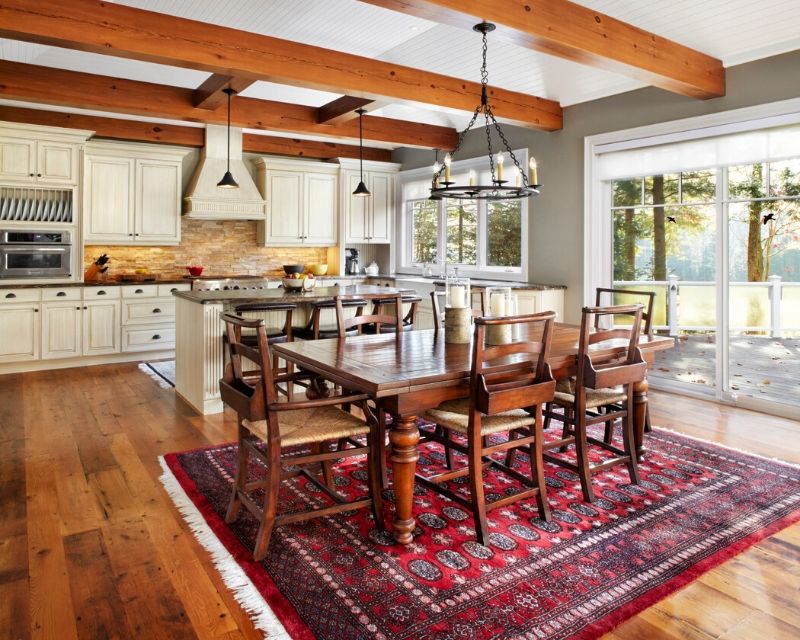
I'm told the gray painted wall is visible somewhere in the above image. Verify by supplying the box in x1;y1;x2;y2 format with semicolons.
393;50;800;322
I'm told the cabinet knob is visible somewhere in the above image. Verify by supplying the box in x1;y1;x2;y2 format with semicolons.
33;308;38;313
76;306;81;310
84;306;88;310
29;173;34;177
152;334;161;340
152;308;161;313
170;288;178;293
5;293;16;299
56;291;66;297
97;290;107;295
129;233;134;237
37;173;42;177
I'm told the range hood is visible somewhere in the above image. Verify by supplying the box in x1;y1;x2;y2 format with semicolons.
183;125;266;220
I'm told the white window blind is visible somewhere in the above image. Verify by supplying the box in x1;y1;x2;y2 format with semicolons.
596;123;800;180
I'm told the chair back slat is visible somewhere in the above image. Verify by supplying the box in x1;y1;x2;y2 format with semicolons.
595;287;655;336
470;311;556;416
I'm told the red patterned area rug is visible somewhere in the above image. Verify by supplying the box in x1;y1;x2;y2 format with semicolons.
160;424;800;640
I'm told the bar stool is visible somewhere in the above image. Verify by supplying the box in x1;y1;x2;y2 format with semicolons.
362;294;422;333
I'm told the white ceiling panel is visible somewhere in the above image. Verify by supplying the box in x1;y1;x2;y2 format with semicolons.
239;81;342;107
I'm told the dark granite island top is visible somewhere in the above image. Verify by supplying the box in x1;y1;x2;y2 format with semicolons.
173;284;413;305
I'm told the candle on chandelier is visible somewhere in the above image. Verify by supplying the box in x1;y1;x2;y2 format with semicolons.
496;152;504;181
444;153;452;183
529;157;538;185
469;170;475;187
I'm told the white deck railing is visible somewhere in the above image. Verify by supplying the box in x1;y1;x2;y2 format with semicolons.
612;276;800;337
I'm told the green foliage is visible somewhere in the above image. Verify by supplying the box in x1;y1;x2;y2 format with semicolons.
410;200;438;264
487;201;522;267
446;201;477;265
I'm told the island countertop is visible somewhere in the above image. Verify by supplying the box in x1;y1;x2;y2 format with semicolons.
173;284;413;304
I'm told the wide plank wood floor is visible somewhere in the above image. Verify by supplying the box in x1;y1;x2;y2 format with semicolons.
0;363;798;640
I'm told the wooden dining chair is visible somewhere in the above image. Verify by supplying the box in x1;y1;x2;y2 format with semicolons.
363;294;422;333
419;311;557;543
543;304;646;503
335;293;403;337
234;300;297;397
595;287;656;438
219;313;384;561
294;297;368;340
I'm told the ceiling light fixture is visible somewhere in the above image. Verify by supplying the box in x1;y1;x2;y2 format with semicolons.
217;87;239;189
352;108;371;197
429;148;442;200
430;22;540;201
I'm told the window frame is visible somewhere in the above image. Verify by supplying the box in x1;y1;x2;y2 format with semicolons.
397;149;530;281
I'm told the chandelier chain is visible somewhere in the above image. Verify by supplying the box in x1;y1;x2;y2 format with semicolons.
490;111;529;187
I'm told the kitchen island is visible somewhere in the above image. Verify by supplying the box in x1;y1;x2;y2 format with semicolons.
174;284;411;414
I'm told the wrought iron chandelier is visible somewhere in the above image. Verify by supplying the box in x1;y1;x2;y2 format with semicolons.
430;22;540;201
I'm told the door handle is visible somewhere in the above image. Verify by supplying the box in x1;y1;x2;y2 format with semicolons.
152;308;161;313
5;293;16;299
56;291;66;297
152;334;161;340
97;290;107;295
135;288;144;294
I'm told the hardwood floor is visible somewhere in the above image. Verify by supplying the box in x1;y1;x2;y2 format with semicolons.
1;363;798;640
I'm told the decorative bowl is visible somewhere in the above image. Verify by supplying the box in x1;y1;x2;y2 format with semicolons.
283;264;304;275
282;277;305;291
306;263;328;276
186;265;204;277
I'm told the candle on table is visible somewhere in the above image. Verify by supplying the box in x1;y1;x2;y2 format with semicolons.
490;292;506;317
449;285;466;309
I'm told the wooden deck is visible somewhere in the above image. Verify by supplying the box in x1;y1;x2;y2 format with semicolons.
651;333;800;404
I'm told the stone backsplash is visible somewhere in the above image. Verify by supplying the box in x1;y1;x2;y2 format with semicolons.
83;219;333;279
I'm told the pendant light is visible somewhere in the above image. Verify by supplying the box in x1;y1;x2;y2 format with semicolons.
217;87;239;189
429;148;442;200
430;22;540;201
352;108;371;197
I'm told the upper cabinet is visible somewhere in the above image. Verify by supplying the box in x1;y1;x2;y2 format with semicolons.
339;159;400;245
84;141;189;245
0;122;92;186
254;158;338;247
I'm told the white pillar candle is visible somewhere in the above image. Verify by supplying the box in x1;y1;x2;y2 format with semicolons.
450;285;466;309
496;152;504;181
529;157;538;184
444;153;452;183
490;292;506;317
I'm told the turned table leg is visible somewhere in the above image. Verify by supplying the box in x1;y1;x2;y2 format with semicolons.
389;414;420;545
633;376;649;461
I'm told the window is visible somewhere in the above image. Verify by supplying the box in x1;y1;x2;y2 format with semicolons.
399;151;529;279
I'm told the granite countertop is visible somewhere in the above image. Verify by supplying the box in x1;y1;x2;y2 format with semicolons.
174;284;413;305
3;278;192;289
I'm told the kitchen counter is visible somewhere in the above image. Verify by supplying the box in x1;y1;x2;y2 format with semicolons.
6;278;192;288
174;284;411;305
392;276;566;291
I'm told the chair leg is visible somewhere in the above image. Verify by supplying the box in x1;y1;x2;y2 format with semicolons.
530;406;551;521
560;407;573;453
225;421;249;523
253;443;281;562
643;404;652;433
443;427;456;470
367;427;385;530
505;429;519;467
622;393;641;486
376;406;389;487
310;442;334;489
603;409;615;445
467;425;489;544
574;415;595;503
543;402;553;430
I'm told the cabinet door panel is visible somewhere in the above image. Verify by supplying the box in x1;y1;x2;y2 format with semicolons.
345;171;369;243
369;172;393;243
42;303;81;359
37;142;76;184
0;305;39;362
83;301;120;355
84;157;135;243
304;172;337;245
266;171;303;245
135;161;181;243
0;137;36;183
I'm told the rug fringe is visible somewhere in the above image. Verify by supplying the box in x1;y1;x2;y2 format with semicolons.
652;425;800;471
158;457;291;640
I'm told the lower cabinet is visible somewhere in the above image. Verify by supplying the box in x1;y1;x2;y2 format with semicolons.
42;302;83;359
83;300;121;355
0;304;40;362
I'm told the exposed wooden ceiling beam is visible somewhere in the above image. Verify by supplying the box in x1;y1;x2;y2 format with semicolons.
0;61;457;149
359;0;725;99
193;74;257;110
0;0;562;130
0;105;393;161
317;96;375;125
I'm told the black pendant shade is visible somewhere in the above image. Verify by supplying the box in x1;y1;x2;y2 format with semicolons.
353;108;371;197
218;87;239;189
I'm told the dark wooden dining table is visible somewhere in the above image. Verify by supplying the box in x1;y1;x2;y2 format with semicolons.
273;324;674;544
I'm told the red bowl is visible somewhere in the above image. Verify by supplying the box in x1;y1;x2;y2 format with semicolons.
186;265;204;276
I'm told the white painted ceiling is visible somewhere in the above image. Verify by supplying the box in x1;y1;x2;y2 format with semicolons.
1;0;799;146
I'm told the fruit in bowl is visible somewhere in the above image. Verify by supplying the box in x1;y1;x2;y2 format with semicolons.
186;265;204;277
305;263;328;276
282;277;304;290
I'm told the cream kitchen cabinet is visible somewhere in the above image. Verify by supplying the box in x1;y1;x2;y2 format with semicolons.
0;122;89;186
339;159;400;244
255;158;338;246
41;289;83;360
0;303;40;363
83;299;121;356
84;141;188;245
